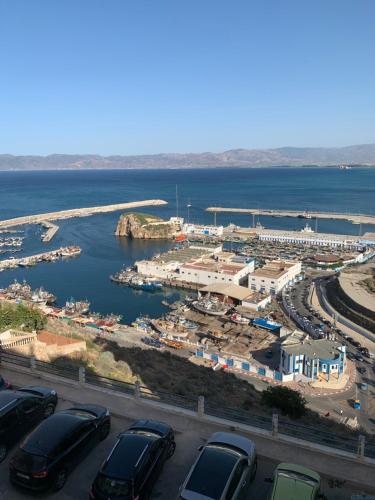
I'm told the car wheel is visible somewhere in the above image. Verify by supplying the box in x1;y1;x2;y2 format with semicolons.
99;420;110;441
0;444;7;463
167;440;176;459
54;469;67;490
44;403;56;419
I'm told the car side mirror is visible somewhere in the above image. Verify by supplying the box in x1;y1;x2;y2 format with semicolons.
264;478;273;483
198;445;203;451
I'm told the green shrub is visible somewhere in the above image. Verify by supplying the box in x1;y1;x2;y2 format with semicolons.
261;386;307;419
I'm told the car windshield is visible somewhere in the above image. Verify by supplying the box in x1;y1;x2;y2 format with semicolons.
278;470;318;485
185;446;238;499
96;474;132;497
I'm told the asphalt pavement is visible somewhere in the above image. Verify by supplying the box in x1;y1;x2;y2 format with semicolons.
0;394;369;500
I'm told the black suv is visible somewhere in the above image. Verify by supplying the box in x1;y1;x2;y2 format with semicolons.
9;404;110;492
0;386;58;463
90;419;176;500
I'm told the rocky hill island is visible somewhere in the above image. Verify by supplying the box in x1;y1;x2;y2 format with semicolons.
115;212;181;239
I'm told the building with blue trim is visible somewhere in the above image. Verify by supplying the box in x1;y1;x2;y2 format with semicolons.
280;332;346;383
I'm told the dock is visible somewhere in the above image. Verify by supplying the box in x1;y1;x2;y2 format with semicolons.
206;207;375;225
40;221;59;242
0;246;81;271
0;199;168;229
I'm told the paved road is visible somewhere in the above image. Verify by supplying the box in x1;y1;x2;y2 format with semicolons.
284;276;375;433
0;395;367;500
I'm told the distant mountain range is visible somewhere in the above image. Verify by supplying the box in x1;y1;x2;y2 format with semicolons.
1;143;375;170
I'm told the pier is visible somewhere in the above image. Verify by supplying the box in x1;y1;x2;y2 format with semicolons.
40;221;59;242
206;207;375;225
0;199;168;229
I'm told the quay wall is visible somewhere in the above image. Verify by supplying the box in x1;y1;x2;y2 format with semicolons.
0;199;167;228
206;206;375;225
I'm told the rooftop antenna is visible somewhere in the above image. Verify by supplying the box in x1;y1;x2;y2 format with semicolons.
175;184;179;217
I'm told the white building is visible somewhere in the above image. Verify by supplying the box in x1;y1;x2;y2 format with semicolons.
136;245;255;287
179;257;254;286
183;223;224;237
248;260;302;295
257;228;366;249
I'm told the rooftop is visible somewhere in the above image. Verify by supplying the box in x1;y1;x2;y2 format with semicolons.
182;259;247;276
37;330;84;346
282;338;344;361
251;260;298;279
200;283;253;301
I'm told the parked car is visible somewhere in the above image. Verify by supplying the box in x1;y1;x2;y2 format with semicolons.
357;366;366;375
9;404;110;492
267;462;322;500
354;353;365;362
90;419;175;499
0;386;58;463
347;352;355;361
0;375;12;391
178;432;257;500
352;341;362;349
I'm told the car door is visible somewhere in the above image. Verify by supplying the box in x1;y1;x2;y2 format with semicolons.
17;398;43;434
0;407;21;447
54;425;89;473
225;459;249;500
136;441;162;496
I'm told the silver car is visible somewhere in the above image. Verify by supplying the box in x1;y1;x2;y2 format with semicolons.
178;432;257;500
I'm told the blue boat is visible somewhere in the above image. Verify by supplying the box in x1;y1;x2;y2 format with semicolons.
252;318;282;332
131;280;163;292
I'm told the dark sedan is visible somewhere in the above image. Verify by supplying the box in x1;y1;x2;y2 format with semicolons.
0;375;12;391
0;386;58;463
90;419;175;499
9;404;110;492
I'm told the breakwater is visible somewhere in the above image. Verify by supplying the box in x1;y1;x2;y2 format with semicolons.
0;199;168;228
206;206;375;225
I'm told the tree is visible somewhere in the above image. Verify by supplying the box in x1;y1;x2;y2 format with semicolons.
0;303;46;332
261;386;307;419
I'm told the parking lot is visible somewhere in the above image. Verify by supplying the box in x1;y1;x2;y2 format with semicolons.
0;374;373;500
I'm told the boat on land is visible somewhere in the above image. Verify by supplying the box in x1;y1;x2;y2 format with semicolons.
192;300;228;316
230;312;249;325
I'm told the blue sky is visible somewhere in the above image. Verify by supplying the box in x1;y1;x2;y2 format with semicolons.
0;0;374;155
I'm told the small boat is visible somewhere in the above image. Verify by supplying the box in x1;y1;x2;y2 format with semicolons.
192;300;228;316
230;313;249;325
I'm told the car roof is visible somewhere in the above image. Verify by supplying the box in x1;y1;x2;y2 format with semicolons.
271;463;321;500
102;433;155;480
206;432;255;457
183;445;240;499
21;412;90;457
0;392;19;415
